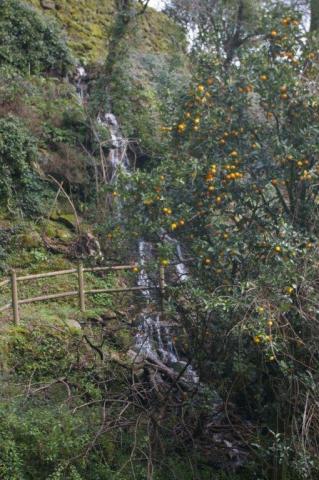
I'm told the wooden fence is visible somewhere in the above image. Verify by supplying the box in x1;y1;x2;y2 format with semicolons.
0;263;166;325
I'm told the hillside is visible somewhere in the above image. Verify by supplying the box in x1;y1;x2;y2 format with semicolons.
1;0;319;479
27;0;185;62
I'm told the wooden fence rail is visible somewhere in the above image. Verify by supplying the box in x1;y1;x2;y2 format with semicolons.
0;263;166;326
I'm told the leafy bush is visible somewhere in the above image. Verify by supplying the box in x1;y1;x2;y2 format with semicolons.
111;5;319;479
0;116;51;215
0;0;74;75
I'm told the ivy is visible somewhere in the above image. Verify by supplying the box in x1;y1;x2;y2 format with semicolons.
0;116;51;215
0;0;74;75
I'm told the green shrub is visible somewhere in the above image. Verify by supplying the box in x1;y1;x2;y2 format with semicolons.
0;0;74;75
0;116;51;215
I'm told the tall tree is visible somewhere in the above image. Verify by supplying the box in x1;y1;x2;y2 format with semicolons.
164;0;263;68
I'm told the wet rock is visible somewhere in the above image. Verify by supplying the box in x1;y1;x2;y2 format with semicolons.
64;319;82;331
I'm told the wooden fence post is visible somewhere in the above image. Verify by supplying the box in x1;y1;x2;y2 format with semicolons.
78;262;85;312
159;264;166;312
11;269;20;325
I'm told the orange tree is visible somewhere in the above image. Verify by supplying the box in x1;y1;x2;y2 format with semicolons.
111;4;319;478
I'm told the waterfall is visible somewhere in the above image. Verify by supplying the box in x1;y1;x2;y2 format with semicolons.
135;241;179;364
75;66;87;103
136;239;198;382
71;66;250;468
75;65;198;383
97;113;130;183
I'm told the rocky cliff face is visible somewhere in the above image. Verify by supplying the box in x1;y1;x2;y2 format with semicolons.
26;0;185;63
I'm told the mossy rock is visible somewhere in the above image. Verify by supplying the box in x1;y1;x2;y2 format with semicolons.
43;220;73;241
64;318;82;332
26;0;186;63
50;211;78;231
27;0;117;63
18;231;43;249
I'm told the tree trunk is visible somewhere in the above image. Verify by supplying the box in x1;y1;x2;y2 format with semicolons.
104;1;132;78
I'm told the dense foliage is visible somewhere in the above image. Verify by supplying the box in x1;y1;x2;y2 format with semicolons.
1;0;319;479
0;116;51;215
0;0;73;75
110;4;319;478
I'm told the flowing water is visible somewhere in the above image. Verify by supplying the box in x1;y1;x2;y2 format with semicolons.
75;66;198;383
75;66;88;102
72;66;250;466
97;113;130;183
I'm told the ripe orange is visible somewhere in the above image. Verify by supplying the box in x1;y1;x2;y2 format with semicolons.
281;18;290;26
177;123;186;132
161;259;170;267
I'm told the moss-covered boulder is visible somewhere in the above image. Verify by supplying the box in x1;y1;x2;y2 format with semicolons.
50;211;78;231
18;231;43;249
43;220;73;241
